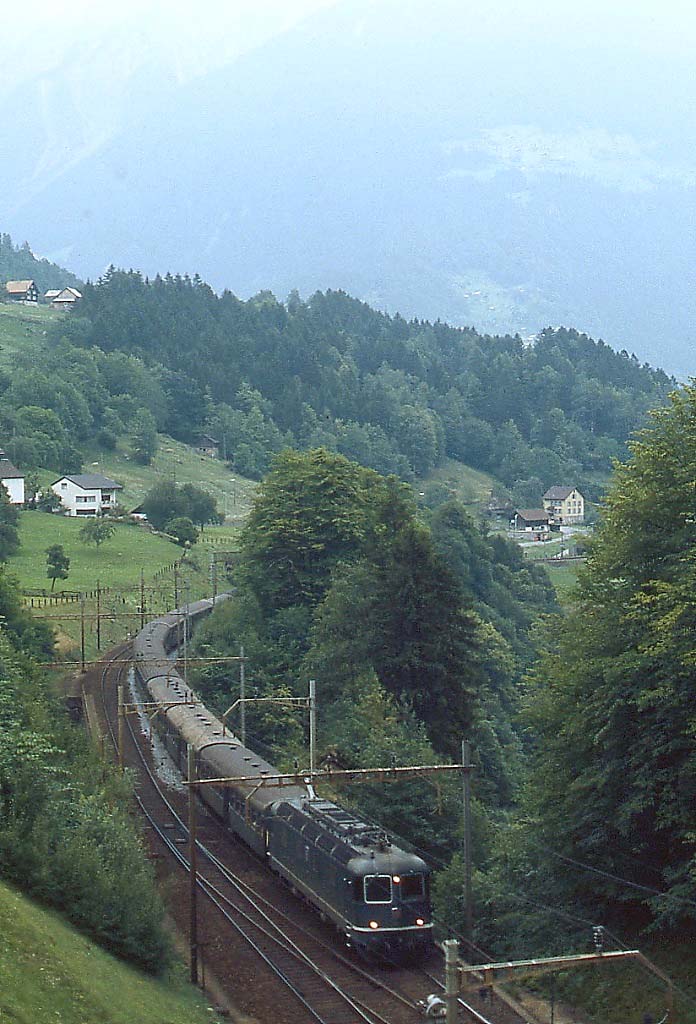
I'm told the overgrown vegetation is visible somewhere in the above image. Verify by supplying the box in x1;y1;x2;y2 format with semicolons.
0;879;223;1024
192;449;556;867
0;483;20;560
455;384;696;1020
0;567;170;971
142;479;223;532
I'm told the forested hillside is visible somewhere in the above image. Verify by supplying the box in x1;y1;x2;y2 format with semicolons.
0;232;82;295
192;450;556;862
0;567;169;971
48;269;672;499
455;385;696;1020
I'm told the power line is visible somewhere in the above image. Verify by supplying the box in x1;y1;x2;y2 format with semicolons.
541;847;696;911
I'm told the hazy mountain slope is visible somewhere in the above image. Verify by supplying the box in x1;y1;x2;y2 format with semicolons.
4;0;695;374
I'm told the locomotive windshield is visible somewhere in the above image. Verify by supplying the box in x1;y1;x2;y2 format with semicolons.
364;874;392;903
400;874;425;900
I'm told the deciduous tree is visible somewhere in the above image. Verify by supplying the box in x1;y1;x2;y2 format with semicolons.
46;544;70;591
0;484;19;562
79;517;116;549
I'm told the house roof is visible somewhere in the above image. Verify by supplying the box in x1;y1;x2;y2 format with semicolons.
516;508;549;522
54;474;122;490
45;289;61;299
6;280;35;293
52;287;82;301
0;455;23;479
543;486;577;500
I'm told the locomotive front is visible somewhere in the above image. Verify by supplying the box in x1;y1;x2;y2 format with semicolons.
344;847;433;963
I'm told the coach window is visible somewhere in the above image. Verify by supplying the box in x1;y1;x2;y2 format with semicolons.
364;874;392;903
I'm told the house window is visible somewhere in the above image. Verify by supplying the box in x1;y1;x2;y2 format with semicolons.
61;482;67;488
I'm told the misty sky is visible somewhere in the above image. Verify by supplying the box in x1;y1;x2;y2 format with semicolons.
4;0;696;373
7;0;696;92
2;0;337;90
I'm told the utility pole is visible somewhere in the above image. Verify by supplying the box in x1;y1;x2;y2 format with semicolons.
118;684;125;772
80;594;86;672
309;678;317;779
140;568;145;630
239;644;246;745
187;744;199;986
96;579;101;650
462;739;474;950
209;552;217;602
444;939;459;1024
174;561;179;609
183;580;190;687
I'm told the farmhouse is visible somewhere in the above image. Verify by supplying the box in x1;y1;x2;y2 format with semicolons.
5;280;38;303
514;508;552;533
0;452;25;504
48;286;82;310
51;473;123;516
196;434;220;458
543;486;585;524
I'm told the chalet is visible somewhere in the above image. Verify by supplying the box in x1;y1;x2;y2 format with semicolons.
5;280;38;303
0;451;25;504
514;508;552;533
48;286;82;310
543;486;585;524
51;474;123;517
196;434;220;458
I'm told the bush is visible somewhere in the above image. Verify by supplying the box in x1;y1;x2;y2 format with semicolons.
165;516;198;546
0;618;170;973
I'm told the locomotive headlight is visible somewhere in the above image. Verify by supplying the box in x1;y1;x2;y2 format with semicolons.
369;920;380;929
392;875;401;883
416;918;425;927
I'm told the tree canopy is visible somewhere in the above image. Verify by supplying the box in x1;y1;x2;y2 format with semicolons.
45;544;70;591
520;384;696;930
79;517;116;548
142;480;221;532
0;485;20;562
44;269;671;494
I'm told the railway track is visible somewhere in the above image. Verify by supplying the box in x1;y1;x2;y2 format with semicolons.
90;642;520;1024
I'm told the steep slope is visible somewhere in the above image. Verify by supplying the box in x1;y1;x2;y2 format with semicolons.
0;880;224;1024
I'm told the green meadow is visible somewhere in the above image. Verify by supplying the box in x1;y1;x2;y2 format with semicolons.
0;880;225;1024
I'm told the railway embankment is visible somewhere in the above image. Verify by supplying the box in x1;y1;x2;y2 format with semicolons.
0;878;227;1024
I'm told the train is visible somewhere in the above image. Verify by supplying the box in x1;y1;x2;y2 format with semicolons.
132;597;434;964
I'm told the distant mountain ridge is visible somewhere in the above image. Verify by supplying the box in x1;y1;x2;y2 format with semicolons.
2;0;694;375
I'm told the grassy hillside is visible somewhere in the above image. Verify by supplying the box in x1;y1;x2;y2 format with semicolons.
83;436;257;525
422;458;499;512
0;879;224;1024
7;511;240;659
10;513;180;592
0;301;59;366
